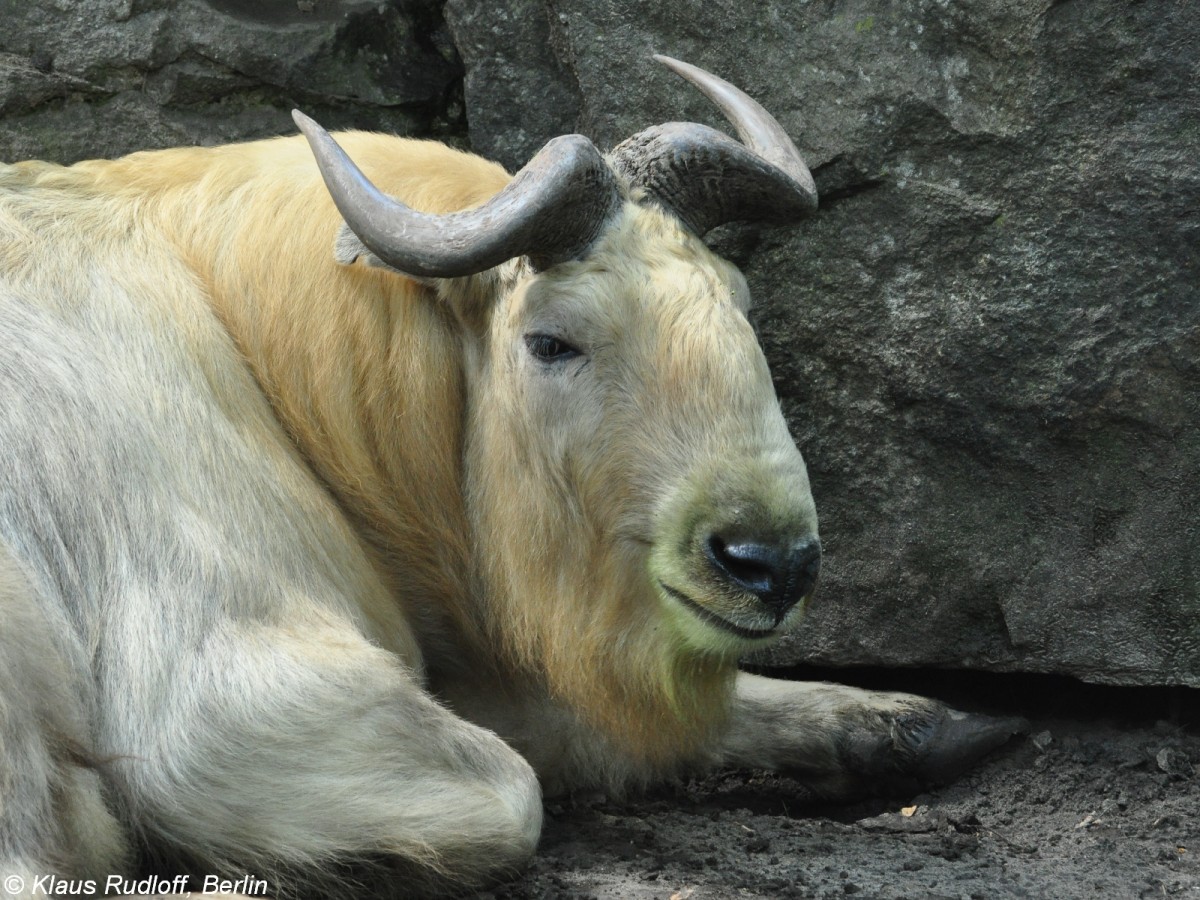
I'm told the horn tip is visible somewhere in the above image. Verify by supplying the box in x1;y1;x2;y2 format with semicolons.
652;54;690;75
291;109;320;136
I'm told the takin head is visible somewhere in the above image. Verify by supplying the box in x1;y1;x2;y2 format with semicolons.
296;56;823;757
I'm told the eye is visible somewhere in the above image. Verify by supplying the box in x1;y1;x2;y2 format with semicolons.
524;333;582;364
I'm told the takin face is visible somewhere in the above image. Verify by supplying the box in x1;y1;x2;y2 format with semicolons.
473;206;821;658
298;56;824;757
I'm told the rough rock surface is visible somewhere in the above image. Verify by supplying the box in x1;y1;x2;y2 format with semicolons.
3;1;1197;686
446;0;1200;687
0;0;462;162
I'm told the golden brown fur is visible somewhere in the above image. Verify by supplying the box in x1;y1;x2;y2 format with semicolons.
10;135;507;666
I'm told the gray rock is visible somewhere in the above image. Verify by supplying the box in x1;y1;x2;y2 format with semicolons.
445;0;1200;686
0;0;462;162
444;0;579;172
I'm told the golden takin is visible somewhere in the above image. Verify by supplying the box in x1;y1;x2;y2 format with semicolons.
0;56;1021;898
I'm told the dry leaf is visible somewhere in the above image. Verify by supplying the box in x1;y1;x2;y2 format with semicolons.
901;805;918;817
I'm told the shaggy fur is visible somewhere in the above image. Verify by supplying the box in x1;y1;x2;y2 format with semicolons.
0;132;992;897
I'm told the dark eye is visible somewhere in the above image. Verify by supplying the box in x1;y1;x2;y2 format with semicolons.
524;333;581;364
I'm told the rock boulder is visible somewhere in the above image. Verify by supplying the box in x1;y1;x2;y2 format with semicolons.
4;0;1196;686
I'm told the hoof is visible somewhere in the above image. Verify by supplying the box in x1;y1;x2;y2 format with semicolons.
841;705;1029;797
905;708;1030;787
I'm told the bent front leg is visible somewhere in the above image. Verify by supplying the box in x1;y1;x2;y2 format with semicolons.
721;672;1027;800
0;549;132;896
105;621;541;898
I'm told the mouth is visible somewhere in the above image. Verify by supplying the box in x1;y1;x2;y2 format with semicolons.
659;582;777;641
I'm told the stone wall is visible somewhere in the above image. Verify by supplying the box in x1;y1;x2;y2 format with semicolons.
0;0;462;161
3;0;1196;685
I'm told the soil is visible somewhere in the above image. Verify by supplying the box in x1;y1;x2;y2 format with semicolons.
477;671;1200;900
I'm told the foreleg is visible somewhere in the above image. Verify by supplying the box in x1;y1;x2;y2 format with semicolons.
720;672;1027;799
0;549;132;898
105;620;541;898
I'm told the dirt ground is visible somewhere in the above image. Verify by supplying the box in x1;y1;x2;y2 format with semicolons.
478;671;1200;900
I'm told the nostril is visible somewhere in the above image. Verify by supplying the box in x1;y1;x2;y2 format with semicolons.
704;533;821;615
704;535;780;598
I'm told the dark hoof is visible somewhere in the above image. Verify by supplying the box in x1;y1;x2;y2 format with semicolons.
843;707;1029;797
905;708;1029;786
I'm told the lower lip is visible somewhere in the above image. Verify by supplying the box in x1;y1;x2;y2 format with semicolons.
659;583;777;640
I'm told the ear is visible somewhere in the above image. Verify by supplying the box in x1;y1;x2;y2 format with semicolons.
334;221;439;287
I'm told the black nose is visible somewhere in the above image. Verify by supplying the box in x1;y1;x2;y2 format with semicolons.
704;534;821;617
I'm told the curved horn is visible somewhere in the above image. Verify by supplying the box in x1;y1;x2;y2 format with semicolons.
610;56;817;236
293;111;621;278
